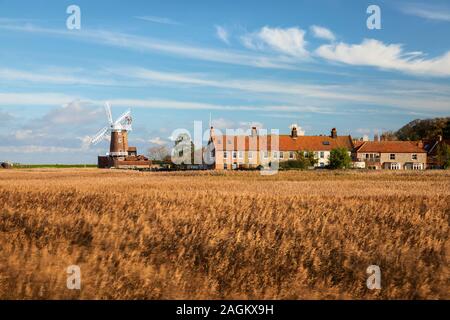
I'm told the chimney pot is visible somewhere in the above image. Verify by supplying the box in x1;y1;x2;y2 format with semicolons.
331;128;337;139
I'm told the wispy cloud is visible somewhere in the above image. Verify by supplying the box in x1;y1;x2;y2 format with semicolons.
0;23;296;70
316;38;450;77
148;136;167;145
241;26;309;58
310;25;335;41
135;16;181;25
400;3;450;22
110;67;450;112
0;92;80;105
215;25;230;45
0;68;117;86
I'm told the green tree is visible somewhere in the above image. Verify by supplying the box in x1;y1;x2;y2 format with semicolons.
443;120;450;139
329;148;352;169
279;151;317;170
436;143;450;169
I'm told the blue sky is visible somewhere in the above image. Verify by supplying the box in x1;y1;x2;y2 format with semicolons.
0;0;449;163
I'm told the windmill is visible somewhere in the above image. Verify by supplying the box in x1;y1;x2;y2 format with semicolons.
91;102;132;157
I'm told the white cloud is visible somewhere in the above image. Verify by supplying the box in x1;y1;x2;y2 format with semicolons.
114;67;450;112
14;129;35;140
211;118;235;129
148;137;167;145
401;3;450;22
45;100;103;125
0;68;116;86
241;26;309;58
310;25;335;41
215;25;230;45
316;38;450;77
0;92;79;105
0;23;295;70
135;16;180;25
238;121;263;129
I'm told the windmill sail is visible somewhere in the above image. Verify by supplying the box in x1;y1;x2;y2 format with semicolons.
91;126;109;144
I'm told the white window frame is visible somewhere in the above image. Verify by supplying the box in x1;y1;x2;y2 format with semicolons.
263;151;269;159
390;154;396;160
238;151;243;159
289;151;294;159
320;151;325;159
279;151;284;159
272;151;278;159
248;151;253;159
390;163;401;170
412;154;418;160
223;151;228;159
232;151;237;159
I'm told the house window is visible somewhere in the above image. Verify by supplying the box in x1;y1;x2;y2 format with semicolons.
223;151;228;158
248;151;253;159
304;151;308;157
390;163;401;170
238;151;243;159
223;163;228;169
232;151;237;159
320;162;325;167
413;163;422;170
263;151;269;159
279;152;284;159
390;154;396;160
412;154;418;160
273;151;278;158
289;151;294;159
320;151;325;159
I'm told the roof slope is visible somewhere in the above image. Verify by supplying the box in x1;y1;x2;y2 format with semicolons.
355;141;426;153
211;134;353;151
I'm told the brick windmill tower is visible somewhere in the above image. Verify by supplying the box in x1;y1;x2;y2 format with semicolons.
91;102;150;168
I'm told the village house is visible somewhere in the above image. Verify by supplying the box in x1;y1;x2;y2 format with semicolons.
207;125;354;170
352;140;427;170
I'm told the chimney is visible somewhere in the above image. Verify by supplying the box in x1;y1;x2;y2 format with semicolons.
331;128;337;139
251;126;257;137
418;140;424;149
374;133;379;142
291;126;298;138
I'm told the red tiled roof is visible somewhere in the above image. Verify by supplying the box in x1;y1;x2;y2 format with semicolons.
355;141;426;153
211;134;353;151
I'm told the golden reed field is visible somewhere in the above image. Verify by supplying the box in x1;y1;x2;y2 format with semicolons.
0;169;448;299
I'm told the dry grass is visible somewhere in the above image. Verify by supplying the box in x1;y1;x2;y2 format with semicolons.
0;169;448;299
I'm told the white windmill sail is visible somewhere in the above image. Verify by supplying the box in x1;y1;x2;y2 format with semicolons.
90;102;133;145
